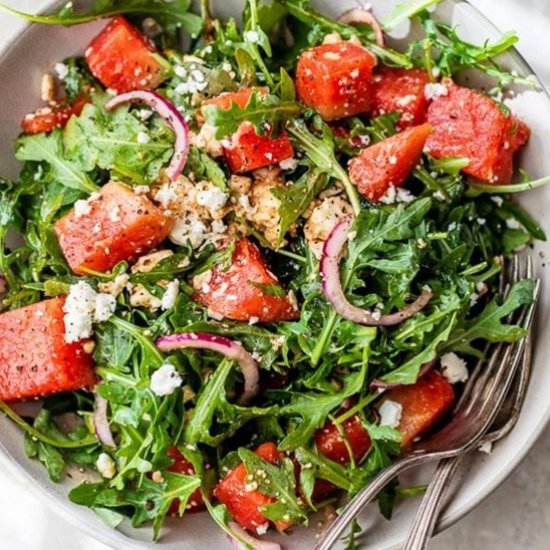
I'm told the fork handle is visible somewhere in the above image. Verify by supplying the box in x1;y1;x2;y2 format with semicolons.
313;454;424;550
402;457;463;550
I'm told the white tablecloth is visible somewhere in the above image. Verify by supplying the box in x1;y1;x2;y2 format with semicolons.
0;1;549;549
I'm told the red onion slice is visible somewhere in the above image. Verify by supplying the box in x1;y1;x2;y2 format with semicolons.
227;522;281;550
10;399;43;419
339;8;385;47
156;333;260;405
93;393;116;448
369;360;436;391
321;217;432;327
105;90;189;181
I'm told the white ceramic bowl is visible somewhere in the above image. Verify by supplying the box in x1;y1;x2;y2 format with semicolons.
0;1;549;549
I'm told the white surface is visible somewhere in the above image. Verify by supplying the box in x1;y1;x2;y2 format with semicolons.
0;1;549;549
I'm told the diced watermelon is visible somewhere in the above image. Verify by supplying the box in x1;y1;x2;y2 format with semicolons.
382;371;455;447
223;123;294;174
203;87;265;111
54;181;172;275
213;442;292;534
315;414;371;465
166;446;205;515
348;123;432;201
193;238;299;322
203;88;294;173
296;42;376;121
425;80;530;183
0;297;96;401
371;68;431;130
21;96;90;135
85;16;167;93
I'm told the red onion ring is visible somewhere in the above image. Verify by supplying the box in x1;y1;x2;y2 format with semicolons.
156;333;260;405
227;522;281;550
339;8;385;47
93;393;116;448
105;90;189;181
320;217;432;326
369;360;436;391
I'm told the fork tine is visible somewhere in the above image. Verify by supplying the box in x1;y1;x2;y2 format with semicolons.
460;253;519;414
313;257;539;550
401;257;537;550
462;279;540;448
457;260;507;411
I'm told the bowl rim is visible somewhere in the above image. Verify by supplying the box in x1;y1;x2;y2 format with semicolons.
0;1;548;549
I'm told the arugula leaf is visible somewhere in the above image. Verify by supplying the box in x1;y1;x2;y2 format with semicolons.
184;359;275;446
64;101;174;185
382;0;442;31
279;328;376;450
16;131;97;193
69;472;201;540
295;446;354;496
441;279;535;356
413;12;534;88
287;118;361;215
271;168;328;244
59;57;97;103
202;89;301;139
467;174;550;195
276;0;413;68
342;519;363;550
0;0;202;40
185;146;228;191
241;0;276;86
379;313;456;385
238;448;307;524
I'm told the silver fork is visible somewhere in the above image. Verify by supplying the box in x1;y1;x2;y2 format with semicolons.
312;255;540;550
402;258;536;550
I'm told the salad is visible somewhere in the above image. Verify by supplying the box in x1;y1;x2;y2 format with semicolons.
0;0;544;547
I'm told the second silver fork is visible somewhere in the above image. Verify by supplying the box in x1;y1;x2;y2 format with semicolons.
402;257;536;550
313;255;540;550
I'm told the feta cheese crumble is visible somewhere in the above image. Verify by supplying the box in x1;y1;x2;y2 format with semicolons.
440;352;469;384
244;30;260;43
196;185;228;213
279;157;299;171
94;293;117;322
96;453;116;479
378;400;403;428
379;185;415;205
54;62;69;80
161;280;180;310
424;83;449;101
63;282;97;343
150;363;183;396
63;282;117;342
74;192;101;219
137;131;150;144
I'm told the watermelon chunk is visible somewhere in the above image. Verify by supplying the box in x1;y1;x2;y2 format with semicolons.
55;181;172;275
296;42;376;121
193;238;299;322
371;68;431;130
315;414;371;465
21;96;90;135
0;297;96;401
203;88;294;173
166;446;205;515
213;442;292;534
349;123;432;201
425;80;530;183
381;371;455;447
85;16;167;93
